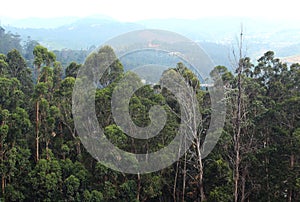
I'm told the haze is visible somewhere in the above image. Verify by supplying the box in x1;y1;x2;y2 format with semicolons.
1;0;300;22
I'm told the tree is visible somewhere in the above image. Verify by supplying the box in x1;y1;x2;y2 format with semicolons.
160;63;208;201
29;157;62;200
0;27;22;55
6;49;27;78
6;49;33;97
0;76;31;199
0;54;8;76
23;37;39;65
65;62;81;78
33;45;57;162
64;175;80;201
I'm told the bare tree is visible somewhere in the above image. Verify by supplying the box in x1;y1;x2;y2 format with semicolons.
161;66;207;201
234;27;243;202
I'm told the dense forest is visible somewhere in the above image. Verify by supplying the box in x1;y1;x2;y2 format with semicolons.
0;26;299;201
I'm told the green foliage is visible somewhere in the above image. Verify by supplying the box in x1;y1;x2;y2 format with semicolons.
65;62;81;78
6;49;27;78
83;190;103;202
64;175;80;200
0;27;22;55
0;46;298;201
29;158;63;200
33;45;56;68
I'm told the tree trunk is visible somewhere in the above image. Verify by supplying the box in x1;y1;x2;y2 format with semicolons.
1;175;4;196
46;139;50;160
173;161;179;202
76;141;81;155
182;149;187;202
234;29;243;202
196;140;206;202
35;63;41;163
241;167;247;202
137;173;141;201
288;153;295;202
0;141;4;196
234;81;242;202
35;101;39;162
234;147;240;202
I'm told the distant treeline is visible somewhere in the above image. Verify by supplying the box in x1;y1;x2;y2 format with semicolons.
0;26;92;69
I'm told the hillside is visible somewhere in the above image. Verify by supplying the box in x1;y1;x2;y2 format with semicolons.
2;16;300;67
281;54;300;64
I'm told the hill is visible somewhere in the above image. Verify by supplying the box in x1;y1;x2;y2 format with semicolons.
281;54;300;64
2;16;300;67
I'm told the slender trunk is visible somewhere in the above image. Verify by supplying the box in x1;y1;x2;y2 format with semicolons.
76;141;81;155
265;153;270;202
182;148;187;202
264;131;270;202
196;140;206;202
234;145;240;202
290;152;295;166
288;153;295;202
234;82;241;202
198;156;205;201
35;101;39;162
174;141;182;202
173;160;179;202
137;173;141;201
131;133;140;202
46;139;50;160
241;168;247;202
288;190;292;202
234;29;243;202
1;175;4;195
0;141;3;196
35;64;41;162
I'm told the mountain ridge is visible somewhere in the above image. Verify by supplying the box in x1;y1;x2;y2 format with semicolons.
2;16;300;66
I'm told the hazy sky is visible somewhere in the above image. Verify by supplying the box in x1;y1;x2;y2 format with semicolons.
1;0;300;21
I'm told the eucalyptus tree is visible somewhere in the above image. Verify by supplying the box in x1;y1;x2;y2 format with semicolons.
33;45;57;162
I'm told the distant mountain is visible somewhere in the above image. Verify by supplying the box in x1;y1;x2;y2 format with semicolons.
0;15;116;28
139;17;300;41
1;17;79;29
275;43;300;57
139;18;300;63
198;42;232;68
281;54;300;64
4;17;145;50
2;16;300;66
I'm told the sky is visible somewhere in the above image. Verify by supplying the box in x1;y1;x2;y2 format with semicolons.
1;0;300;22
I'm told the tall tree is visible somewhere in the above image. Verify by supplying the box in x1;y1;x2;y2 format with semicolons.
33;45;56;162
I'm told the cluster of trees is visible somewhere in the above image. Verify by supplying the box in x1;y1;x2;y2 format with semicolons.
0;37;299;201
53;49;90;68
0;27;23;54
0;26;90;69
0;26;39;64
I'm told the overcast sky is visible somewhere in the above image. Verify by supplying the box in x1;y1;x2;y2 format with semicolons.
1;0;299;22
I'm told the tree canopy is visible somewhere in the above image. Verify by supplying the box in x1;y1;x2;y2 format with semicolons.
0;44;298;201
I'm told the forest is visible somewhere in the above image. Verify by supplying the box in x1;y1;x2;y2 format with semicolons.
0;26;299;202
